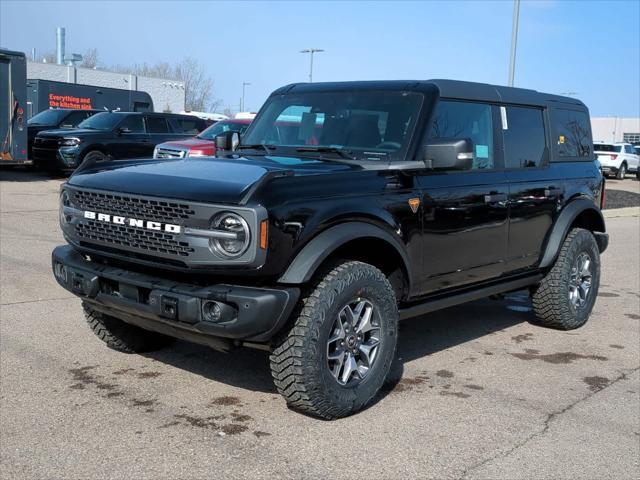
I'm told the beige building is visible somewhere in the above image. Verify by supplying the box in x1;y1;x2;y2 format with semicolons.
591;117;640;144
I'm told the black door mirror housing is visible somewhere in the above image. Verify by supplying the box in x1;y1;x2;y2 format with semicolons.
117;127;132;135
423;138;475;170
215;131;240;152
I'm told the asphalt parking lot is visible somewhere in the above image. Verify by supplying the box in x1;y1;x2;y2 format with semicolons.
1;169;639;480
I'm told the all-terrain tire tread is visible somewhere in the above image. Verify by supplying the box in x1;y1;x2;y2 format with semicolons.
83;302;174;353
269;261;397;420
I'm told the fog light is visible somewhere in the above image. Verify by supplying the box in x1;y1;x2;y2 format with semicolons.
202;300;222;322
54;262;67;282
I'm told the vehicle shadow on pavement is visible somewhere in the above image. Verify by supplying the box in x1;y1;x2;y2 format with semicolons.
143;291;534;404
0;167;66;182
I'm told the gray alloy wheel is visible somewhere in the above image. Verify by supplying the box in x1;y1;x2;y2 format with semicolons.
616;163;626;179
568;252;593;309
326;298;382;386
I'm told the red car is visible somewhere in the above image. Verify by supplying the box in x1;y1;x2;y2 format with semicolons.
153;118;252;158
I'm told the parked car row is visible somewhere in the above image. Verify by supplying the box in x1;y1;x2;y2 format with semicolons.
30;110;207;172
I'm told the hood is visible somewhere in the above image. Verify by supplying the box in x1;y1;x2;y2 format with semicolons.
37;128;106;138
68;155;354;205
160;137;215;149
28;125;76;140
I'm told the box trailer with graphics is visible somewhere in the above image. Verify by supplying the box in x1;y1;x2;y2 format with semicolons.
25;79;154;119
0;49;28;165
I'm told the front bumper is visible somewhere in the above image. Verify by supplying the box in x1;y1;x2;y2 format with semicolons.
52;245;299;345
32;146;79;169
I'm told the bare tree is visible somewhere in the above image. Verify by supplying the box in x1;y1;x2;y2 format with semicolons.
111;57;220;112
80;48;99;69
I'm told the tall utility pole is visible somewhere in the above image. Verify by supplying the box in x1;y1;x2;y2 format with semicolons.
300;48;324;83
241;82;251;112
508;0;520;87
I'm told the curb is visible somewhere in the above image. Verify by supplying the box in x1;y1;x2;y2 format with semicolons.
603;207;640;218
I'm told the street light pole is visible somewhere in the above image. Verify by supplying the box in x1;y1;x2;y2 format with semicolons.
241;82;251;112
300;48;324;83
508;0;520;87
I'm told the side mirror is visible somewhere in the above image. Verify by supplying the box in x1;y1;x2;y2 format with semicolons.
117;127;131;135
215;131;240;152
423;138;475;170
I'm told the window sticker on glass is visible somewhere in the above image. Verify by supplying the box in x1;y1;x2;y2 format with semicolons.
559;135;565;144
500;106;508;130
476;144;489;158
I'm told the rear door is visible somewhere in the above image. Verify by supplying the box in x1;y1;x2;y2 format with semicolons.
415;99;509;294
144;115;172;155
502;105;560;272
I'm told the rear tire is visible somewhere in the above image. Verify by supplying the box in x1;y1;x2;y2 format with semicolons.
270;261;398;419
531;228;600;330
616;163;626;179
83;302;174;353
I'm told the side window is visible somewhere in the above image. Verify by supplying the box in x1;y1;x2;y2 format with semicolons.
503;106;546;168
552;109;592;158
176;118;201;134
119;115;145;133
146;116;169;134
430;100;494;169
62;111;89;127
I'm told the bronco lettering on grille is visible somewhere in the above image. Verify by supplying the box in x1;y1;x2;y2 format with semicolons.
83;211;181;233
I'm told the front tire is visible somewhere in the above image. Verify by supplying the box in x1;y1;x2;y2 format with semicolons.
83;302;174;353
270;261;398;419
531;228;600;330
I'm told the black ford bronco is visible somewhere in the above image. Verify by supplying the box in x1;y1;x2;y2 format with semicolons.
52;80;608;419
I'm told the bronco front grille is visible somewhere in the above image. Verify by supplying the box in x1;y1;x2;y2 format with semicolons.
71;189;195;224
76;220;194;257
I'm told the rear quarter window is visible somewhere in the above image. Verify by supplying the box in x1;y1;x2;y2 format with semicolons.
551;108;592;159
169;117;205;134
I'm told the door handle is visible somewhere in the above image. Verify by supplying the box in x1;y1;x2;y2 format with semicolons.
484;193;508;203
545;187;562;197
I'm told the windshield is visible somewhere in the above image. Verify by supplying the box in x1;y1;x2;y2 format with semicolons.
241;91;423;161
198;121;250;140
27;109;68;126
77;112;123;131
594;144;621;153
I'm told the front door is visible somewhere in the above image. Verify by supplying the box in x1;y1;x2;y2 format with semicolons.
112;115;148;159
415;100;508;295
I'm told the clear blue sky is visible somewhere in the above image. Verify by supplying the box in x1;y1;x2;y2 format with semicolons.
1;0;639;116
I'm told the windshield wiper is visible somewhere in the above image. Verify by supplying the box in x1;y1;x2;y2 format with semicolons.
236;144;276;155
296;146;356;160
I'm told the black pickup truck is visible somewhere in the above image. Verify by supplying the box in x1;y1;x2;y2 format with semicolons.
52;80;608;419
33;111;205;171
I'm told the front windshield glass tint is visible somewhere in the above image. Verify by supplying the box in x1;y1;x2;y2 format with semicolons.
198;121;250;140
77;112;122;131
27;109;68;126
241;91;423;161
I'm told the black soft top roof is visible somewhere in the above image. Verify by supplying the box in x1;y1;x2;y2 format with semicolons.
273;79;585;109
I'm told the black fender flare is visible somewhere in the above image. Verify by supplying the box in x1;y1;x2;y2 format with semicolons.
277;221;412;286
539;198;606;269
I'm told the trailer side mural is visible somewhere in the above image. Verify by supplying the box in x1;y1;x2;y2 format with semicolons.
0;49;28;165
26;80;154;119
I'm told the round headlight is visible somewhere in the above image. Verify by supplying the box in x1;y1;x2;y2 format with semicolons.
59;190;71;225
210;212;250;258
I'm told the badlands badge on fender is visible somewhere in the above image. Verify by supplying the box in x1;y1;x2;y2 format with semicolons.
408;198;420;214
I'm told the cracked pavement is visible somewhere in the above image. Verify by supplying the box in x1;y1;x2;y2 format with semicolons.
1;170;639;479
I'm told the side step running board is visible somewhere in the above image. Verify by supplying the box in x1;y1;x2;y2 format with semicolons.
398;274;543;320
